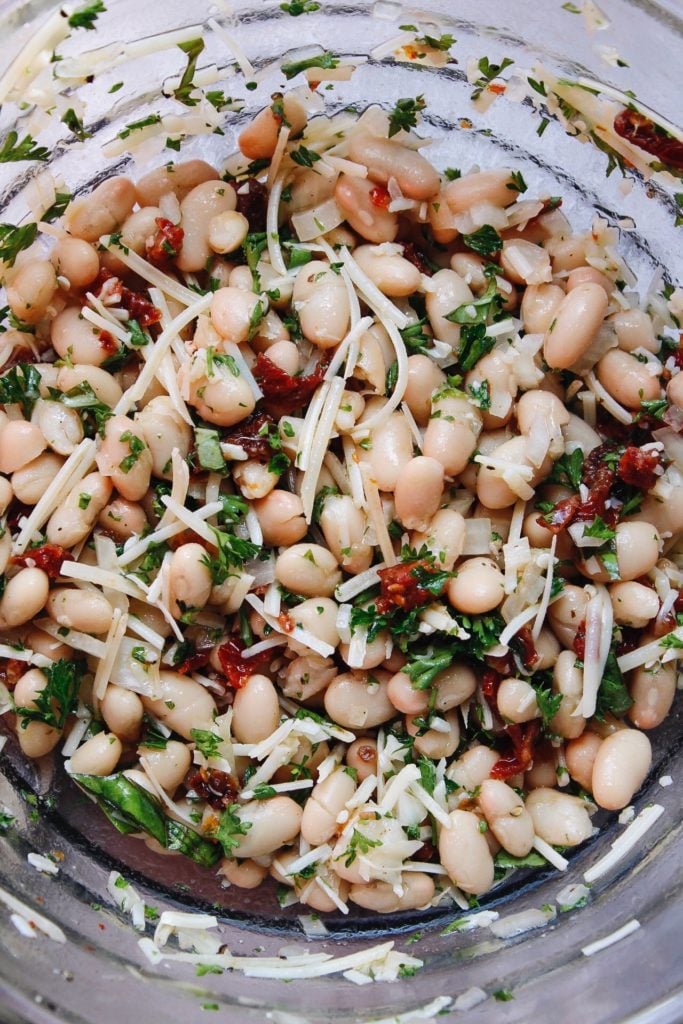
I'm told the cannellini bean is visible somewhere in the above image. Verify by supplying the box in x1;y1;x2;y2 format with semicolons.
520;283;565;334
232;674;280;744
233;459;279;500
336;390;365;430
47;588;114;634
534;627;561;670
253;490;307;546
596;348;661;409
137;396;193;479
424;394;482;477
239;95;307;159
404;354;446;425
445;169;515;213
210;286;262;343
591;729;651;810
339;630;390;671
447;745;500;795
291;598;340;649
352;245;422;297
566;265;613;295
101;684;144;741
281;655;337;701
301;768;357;846
168;543;213;618
293;262;350;349
450;252;488;292
0;421;46;473
476;435;551;509
478;780;534;857
32;399;83;455
543;283;608;370
500;239;552;286
666;373;683;409
65;176;137;242
52;306;120;367
275;544;341;597
612;308;658;353
349;873;434;912
345;738;378;781
522;509;572;561
429;189;459;244
516;389;570;437
324;670;394;729
526;788;592;846
120;206;161;255
614;521;661;581
334;174;398;243
365;410;414;491
70;732;122;776
139;740;192;791
7;260;58;324
219;857;268;889
208;210;250;255
393;456;444;532
411;508;466;571
57;364;123;406
135;160;219;205
407;708;460;759
14;669;62;757
47;471;112;547
639;489;683;538
319;494;372;574
426;268;473;351
25;628;71;663
0;477;12;514
447;557;504;614
609;581;659;627
348;132;440;200
551;650;586;739
565;732;602;790
466;349;517;429
99;498;147;541
141;672;217;740
264;339;299;376
628;660;676;730
439;809;495;894
51;236;100;289
184;351;256;427
547;584;589;647
96;415;152;501
387;671;430;715
433;662;478;711
0;568;50;627
232;797;303;858
496;678;539;724
549;234;589;273
177;181;237;273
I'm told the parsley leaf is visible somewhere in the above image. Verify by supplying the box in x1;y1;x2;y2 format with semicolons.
457;323;495;371
416;33;455;51
61;108;91;142
468;379;491;410
68;0;106;29
280;0;320;13
507;170;528;193
660;632;683;650
202;528;261;584
583;516;616;541
191;728;222;759
461;224;503;256
0;131;49;162
548;448;584;490
470;56;514;100
118;431;146;473
281;52;339;80
400;317;432;354
0;363;42;417
595;648;633;719
0;222;38;267
388;95;426;137
445;277;503;325
46;381;113;436
338;827;382;866
405;642;454;690
173;38;205;106
250;784;277;800
212;803;250;856
533;684;562;729
289;145;321;168
17;659;83;730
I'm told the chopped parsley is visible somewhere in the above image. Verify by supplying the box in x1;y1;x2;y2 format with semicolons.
201;527;261;584
194;427;225;472
461;224;503;256
470;56;514;100
0;222;38;267
388;95;426;138
289;144;321;168
507;170;528;193
445;277;503;325
280;0;320;13
16;659;83;730
0;131;50;162
0;363;42;417
281;52;339;80
212;803;251;857
118;431;146;473
61;108;91;142
457;323;495;371
67;0;106;29
173;38;205;106
117;114;162;140
191;728;223;759
338;827;382;867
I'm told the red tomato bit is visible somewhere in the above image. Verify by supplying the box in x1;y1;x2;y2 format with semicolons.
146;217;184;268
217;637;273;689
491;721;540;780
514;624;540;670
376;559;447;613
187;767;238;810
221;411;277;461
0;658;25;689
235;178;269;232
253;353;329;417
614;109;683;171
12;543;73;578
369;185;391;208
98;330;118;355
616;446;661;491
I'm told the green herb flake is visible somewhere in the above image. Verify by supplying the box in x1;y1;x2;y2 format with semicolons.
388;95;426;138
471;56;514;100
173;38;205;106
461;224;503;256
118;431;146;473
191;728;223;760
281;52;339;80
17;659;83;731
507;170;528;193
280;0;320;14
68;0;106;30
61;108;91;142
0;222;38;268
493;989;514;1002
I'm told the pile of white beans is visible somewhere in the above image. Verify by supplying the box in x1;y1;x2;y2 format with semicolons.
1;90;681;915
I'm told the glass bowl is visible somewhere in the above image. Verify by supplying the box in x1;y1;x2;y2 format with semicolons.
0;0;682;1021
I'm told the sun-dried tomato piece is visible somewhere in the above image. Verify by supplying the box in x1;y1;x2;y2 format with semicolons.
616;446;661;491
146;217;184;268
221;411;277;461
174;631;216;675
514;624;539;670
572;621;586;661
486;652;515;677
187;766;238;810
99;330;118;355
481;668;502;702
6;501;31;532
491;721;540;780
539;494;581;535
12;543;73;578
369;185;391;208
253;353;329;417
401;242;433;276
167;529;212;551
0;658;24;689
235;178;269;232
411;839;437;862
376;559;446;614
94;269;161;329
217;637;273;690
614;109;683;171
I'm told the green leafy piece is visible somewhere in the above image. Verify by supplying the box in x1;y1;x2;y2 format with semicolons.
212;803;250;856
118;431;146;473
416;755;436;794
409;562;453;596
339;827;382;867
386;359;399;394
191;728;222;759
286;245;313;270
247;298;265;341
131;541;168;585
196;964;224;976
674;193;683;229
127;319;148;348
495;849;547;869
507;170;528;193
47;381;113;435
528;76;547;96
281;52;339;80
638;398;668;420
42;192;72;223
195;427;226;472
445;277;502;325
562;2;582;11
280;1;320;14
548;447;584;490
444;167;461;181
468;379;491;410
416;33;455;51
289;145;321;168
583;516;616;541
217;494;248;526
117;114;162;140
470;56;514;99
0;222;38;268
205;91;234;112
493;989;514;1002
537;117;550;137
17;659;84;731
140;717;168;750
399;317;432;355
202;527;261;584
61;108;91;141
174;38;205;106
595;648;633;719
659;632;683;650
68;0;106;29
0;363;42;417
0;131;49;163
388;95;426;138
0;809;15;831
461;224;503;256
457;323;495;371
165;818;221;866
250;784;277;800
405;643;454;690
242;231;268;289
534;685;562;729
312;484;340;524
398;965;418;978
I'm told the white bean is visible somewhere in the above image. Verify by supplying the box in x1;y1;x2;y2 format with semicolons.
275;544;341;597
447;558;504;614
231;797;303;858
0;568;50;627
253;490;307;546
7;260;58;324
525;788;592;846
324;670;394;729
138;740;192;791
334;174;398;244
551;650;586;739
596;349;660;409
70;732;122;776
136;397;193;479
141;671;217;740
628;661;676;730
301;768;357;846
177;181;237;273
168;543;213;618
366;411;414;492
65;176;137;241
478;780;534;857
47;472;112;547
136;160;219;205
591;729;651;810
293;262;350;349
0;421;46;473
232;674;280;744
543;283;608;370
352;245;422;297
348;132;440;200
438;809;495;894
96;415;152;501
46;588;113;634
101;684;144;741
